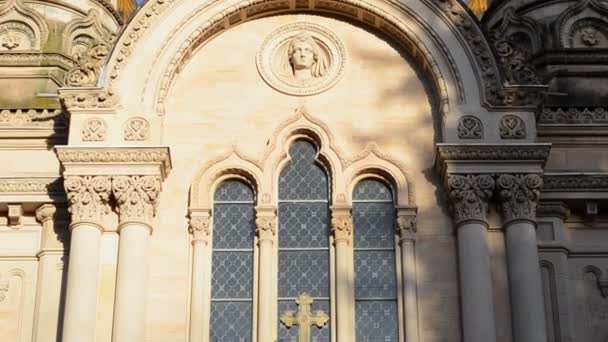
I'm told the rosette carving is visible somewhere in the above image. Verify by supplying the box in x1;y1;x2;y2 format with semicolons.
189;216;211;244
64;175;111;227
447;174;495;225
497;174;542;224
331;212;353;244
112;176;161;227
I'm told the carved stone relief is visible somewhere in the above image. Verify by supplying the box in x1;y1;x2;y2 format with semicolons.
63;9;114;60
257;22;346;96
65;41;112;87
499;115;526;139
447;174;494;225
569;19;608;48
0;21;33;50
123;117;150;141
496;174;542;223
457;115;483;139
81;117;107;142
539;107;608;125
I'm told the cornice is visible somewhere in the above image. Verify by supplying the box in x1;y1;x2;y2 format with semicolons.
55;146;172;179
0;176;63;194
538;107;608;125
435;143;551;177
0;52;78;70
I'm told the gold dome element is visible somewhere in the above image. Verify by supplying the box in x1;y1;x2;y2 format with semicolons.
117;0;137;22
467;0;488;19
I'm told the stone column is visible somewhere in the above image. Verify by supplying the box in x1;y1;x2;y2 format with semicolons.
396;208;419;342
447;174;497;342
255;207;277;342
188;211;211;342
62;175;111;342
111;175;161;342
330;206;356;341
33;204;64;342
497;174;547;342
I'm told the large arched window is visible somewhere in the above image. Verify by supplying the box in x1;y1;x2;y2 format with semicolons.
278;139;331;341
210;180;255;341
353;179;399;341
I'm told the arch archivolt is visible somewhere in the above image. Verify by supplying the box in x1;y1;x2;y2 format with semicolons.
189;107;413;212
99;0;499;123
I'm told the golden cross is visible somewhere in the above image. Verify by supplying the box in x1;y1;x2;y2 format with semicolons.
280;293;329;342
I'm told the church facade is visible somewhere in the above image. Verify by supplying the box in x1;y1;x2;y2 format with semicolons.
0;0;607;341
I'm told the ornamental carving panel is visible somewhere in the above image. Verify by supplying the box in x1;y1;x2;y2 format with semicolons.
81;117;107;142
499;115;526;139
257;22;346;96
123;117;150;141
457;116;483;139
0;22;33;51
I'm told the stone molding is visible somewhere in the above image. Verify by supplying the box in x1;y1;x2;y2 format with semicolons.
496;173;542;224
447;174;495;226
537;201;570;220
331;208;353;245
64;175;111;228
0;177;63;194
0;109;65;128
542;173;608;191
59;88;117;111
112;175;161;229
436;144;551;163
0;52;77;70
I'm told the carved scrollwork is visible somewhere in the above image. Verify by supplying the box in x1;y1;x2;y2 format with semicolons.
81;117;107;142
189;216;211;244
112;175;161;227
124;117;150;141
496;174;542;224
457;115;483;139
65;40;112;87
499;115;526;139
447;174;494;225
0;0;48;51
64;175;112;227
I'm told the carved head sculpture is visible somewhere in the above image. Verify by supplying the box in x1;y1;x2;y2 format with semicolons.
285;31;328;81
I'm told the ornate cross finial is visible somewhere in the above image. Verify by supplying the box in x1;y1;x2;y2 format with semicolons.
280;292;329;342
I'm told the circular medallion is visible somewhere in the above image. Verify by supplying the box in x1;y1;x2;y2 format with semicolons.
257;22;347;96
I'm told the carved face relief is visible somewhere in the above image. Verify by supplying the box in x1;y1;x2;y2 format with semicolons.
257;22;346;96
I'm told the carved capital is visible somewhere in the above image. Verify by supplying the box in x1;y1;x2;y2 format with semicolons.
35;204;57;224
331;209;353;245
112;175;161;229
447;174;494;226
396;212;417;242
497;174;542;224
255;216;277;241
189;216;211;245
64;175;111;228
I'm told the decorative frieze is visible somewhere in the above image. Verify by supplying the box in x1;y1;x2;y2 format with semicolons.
542;174;608;191
112;175;161;228
447;174;495;225
436;144;551;163
60;90;117;110
0;109;64;127
64;175;111;227
497;174;542;224
0;177;63;194
189;215;211;245
538;107;608;125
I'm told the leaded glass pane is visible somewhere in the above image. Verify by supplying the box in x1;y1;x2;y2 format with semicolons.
354;250;397;298
210;302;253;342
211;252;253;298
353;179;399;342
279;140;328;200
278;202;329;248
278;299;331;342
278;140;331;340
279;250;330;298
211;180;254;341
355;301;399;341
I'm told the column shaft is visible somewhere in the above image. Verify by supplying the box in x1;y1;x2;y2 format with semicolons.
189;242;207;342
458;222;497;342
506;221;547;342
400;239;419;342
256;211;277;342
334;240;355;340
62;223;103;342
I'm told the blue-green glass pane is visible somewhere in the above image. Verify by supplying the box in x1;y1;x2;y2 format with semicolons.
210;302;253;342
355;301;399;341
279;140;328;200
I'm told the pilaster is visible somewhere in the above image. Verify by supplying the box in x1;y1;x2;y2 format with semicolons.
188;209;212;342
395;206;419;342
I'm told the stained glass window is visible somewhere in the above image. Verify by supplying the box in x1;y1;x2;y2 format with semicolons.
210;180;255;342
278;140;331;342
353;179;399;341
